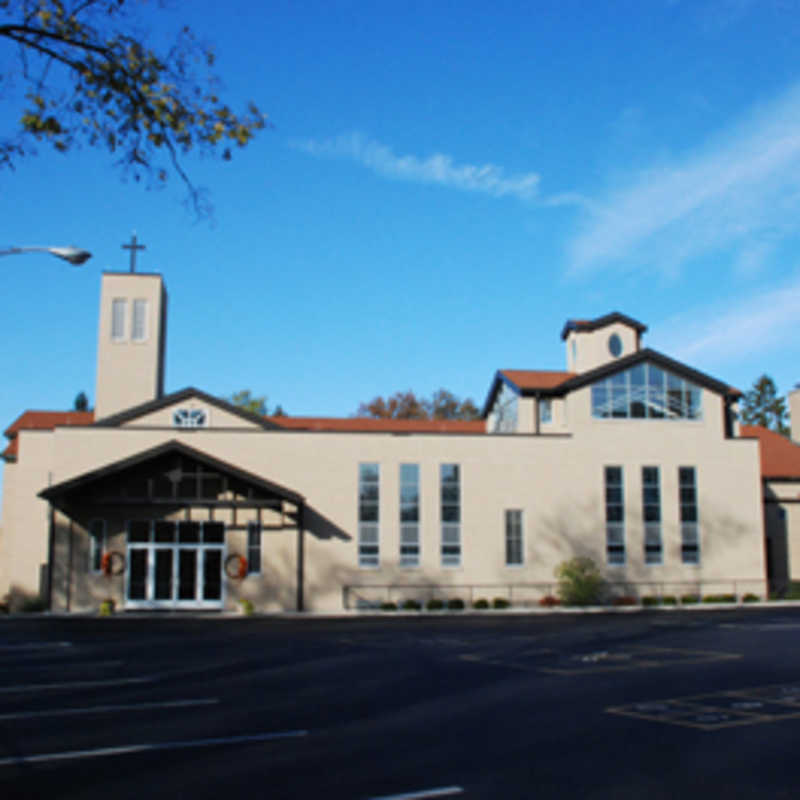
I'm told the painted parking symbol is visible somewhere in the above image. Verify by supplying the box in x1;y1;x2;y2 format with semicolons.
608;682;800;730
541;646;739;675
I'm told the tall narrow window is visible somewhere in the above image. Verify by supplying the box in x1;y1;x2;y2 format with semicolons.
358;463;379;567
132;298;148;341
505;509;523;566
89;519;106;572
111;298;126;341
679;467;700;564
399;464;420;567
642;467;662;564
605;466;625;565
441;464;461;567
539;399;552;424
247;522;261;575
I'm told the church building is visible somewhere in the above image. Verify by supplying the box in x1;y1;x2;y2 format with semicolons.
2;269;799;613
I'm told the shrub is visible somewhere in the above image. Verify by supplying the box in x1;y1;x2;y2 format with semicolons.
426;598;444;611
642;596;660;607
380;601;398;611
555;557;606;606
20;596;46;613
703;594;736;603
613;595;637;606
238;598;254;616
661;595;677;605
447;598;465;610
742;593;760;603
401;599;421;611
98;598;115;617
472;598;489;609
539;595;560;607
785;582;800;600
681;594;700;604
492;597;511;609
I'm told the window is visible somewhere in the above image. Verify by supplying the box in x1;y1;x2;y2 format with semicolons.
679;467;699;564
89;519;106;572
491;383;518;433
173;408;208;428
539;399;552;424
440;464;461;566
608;333;623;357
505;510;523;566
132;299;148;341
111;298;126;341
642;467;662;564
591;363;702;420
358;463;379;567
605;466;625;565
247;522;261;575
399;464;420;567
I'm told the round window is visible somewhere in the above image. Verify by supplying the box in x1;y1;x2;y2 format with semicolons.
608;333;623;357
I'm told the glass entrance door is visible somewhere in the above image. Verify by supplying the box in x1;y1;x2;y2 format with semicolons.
125;521;225;609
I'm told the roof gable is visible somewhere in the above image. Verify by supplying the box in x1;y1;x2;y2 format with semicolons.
92;388;282;430
560;312;647;341
39;439;305;508
556;348;741;399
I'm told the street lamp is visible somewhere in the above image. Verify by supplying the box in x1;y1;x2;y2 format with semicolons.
0;245;92;265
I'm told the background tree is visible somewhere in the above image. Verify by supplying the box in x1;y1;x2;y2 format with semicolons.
73;390;88;411
356;389;481;420
1;0;268;215
741;374;789;436
229;390;286;417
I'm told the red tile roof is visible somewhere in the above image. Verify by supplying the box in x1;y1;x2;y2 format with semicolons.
4;410;94;438
3;410;94;461
499;370;576;391
740;425;800;479
266;416;485;433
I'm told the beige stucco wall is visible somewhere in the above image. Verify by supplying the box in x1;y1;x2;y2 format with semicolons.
566;322;639;373
95;273;166;420
790;388;800;444
0;431;54;606
1;385;767;611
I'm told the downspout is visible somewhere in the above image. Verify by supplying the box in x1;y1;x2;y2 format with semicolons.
296;503;305;612
534;392;541;435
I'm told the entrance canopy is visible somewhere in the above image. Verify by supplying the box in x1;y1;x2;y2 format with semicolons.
39;439;305;517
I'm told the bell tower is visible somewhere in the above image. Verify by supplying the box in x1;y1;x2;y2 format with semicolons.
94;271;167;420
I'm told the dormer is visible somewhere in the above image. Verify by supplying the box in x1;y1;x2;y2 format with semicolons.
561;312;647;374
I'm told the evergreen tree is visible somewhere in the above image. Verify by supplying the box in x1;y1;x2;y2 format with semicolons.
741;375;789;435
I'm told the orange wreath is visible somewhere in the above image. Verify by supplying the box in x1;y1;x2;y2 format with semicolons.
100;552;112;577
225;554;248;579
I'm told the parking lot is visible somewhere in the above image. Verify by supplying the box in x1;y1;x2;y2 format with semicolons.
2;608;800;798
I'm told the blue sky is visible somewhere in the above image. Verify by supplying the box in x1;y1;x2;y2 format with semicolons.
2;0;800;502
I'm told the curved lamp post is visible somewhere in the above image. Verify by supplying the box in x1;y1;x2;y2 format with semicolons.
0;245;92;265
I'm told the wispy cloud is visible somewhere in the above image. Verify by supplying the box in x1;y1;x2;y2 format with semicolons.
652;273;800;365
291;132;540;200
566;83;800;276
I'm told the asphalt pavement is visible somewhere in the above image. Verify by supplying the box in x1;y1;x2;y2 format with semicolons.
1;608;800;798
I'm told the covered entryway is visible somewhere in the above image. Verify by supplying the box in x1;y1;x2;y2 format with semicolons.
39;440;306;612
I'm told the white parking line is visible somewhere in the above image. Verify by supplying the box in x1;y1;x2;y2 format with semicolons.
0;697;219;721
0;642;72;652
368;787;464;800
0;676;155;693
0;729;309;767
